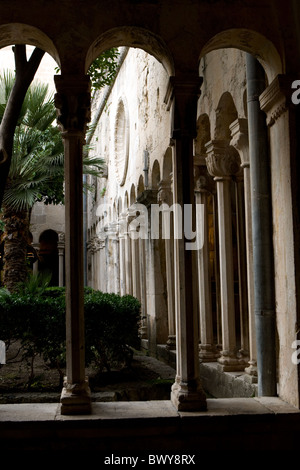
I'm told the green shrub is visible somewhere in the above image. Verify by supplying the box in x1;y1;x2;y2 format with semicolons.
0;288;66;386
0;282;141;385
84;290;140;372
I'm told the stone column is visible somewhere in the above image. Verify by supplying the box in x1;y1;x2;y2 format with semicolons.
137;189;167;353
259;75;300;401
112;225;120;295
194;165;218;362
230;118;257;380
234;170;250;363
32;243;39;276
128;212;141;301
158;179;176;350
105;223;118;293
98;237;106;291
54;74;91;414
118;213;127;296
206;139;244;371
125;212;133;295
86;238;95;288
138;236;148;341
165;76;207;411
57;232;65;287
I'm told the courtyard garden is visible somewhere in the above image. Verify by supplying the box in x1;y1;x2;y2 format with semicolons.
0;276;174;403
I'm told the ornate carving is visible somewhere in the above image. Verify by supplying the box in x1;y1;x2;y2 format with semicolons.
158;179;173;205
259;75;292;127
58;232;65;244
87;236;105;253
54;75;91;135
229;118;249;168
193;165;215;193
205;140;241;178
136;189;158;208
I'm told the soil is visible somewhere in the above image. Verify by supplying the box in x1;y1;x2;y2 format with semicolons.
0;341;175;403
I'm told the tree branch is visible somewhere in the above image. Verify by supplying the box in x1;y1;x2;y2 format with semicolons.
0;45;45;207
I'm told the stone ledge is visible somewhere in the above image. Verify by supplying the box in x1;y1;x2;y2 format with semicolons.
1;397;296;420
199;361;258;398
0;398;299;451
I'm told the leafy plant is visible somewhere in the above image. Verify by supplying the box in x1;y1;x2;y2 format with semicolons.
84;290;140;372
88;48;120;90
15;271;52;297
0;73;105;292
0;283;141;388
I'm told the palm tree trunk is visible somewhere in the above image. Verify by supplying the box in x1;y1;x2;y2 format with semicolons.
2;207;30;292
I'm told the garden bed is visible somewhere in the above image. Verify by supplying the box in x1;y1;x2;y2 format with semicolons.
0;341;175;403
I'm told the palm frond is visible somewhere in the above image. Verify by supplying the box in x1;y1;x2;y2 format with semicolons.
3;186;42;212
1;70;104;213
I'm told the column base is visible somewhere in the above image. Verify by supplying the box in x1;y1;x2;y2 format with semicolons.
60;377;92;415
217;353;247;372
166;335;176;350
244;362;258;383
199;344;220;362
171;377;207;411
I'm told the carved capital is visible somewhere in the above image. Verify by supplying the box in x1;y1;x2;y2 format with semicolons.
54;75;91;135
259;75;295;127
87;236;104;253
158;179;173;205
229;118;249;168
136;189;158;208
205;140;241;178
57;231;65;243
194;165;215;193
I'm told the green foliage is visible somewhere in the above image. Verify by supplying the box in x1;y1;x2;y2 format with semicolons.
55;48;120;91
0;73;64;211
0;281;141;387
15;272;52;297
87;48;120;90
0;72;105;212
84;290;141;372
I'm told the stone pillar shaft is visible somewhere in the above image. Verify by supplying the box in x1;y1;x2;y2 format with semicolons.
166;76;207;411
230;118;256;379
158;179;176;350
58;234;65;288
259;74;299;400
125;213;133;295
206;140;244;371
194;165;217;361
54;74;91;414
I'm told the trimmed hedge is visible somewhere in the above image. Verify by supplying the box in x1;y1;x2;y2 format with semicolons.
0;284;141;385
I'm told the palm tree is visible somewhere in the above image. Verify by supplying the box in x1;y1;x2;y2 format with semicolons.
0;72;104;292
